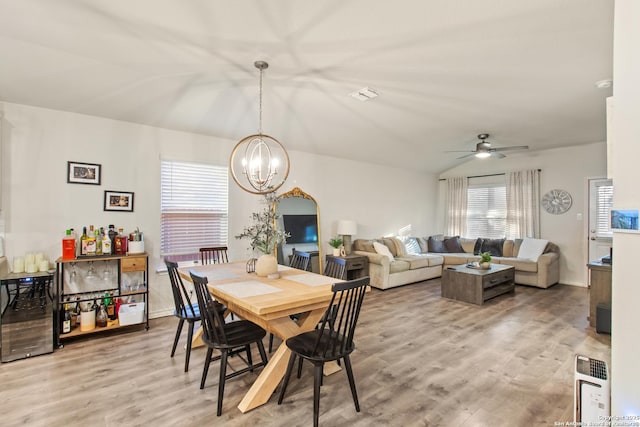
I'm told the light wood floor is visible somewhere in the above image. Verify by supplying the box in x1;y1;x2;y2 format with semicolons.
0;279;610;427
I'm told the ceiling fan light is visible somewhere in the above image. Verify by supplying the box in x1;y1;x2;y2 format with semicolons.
475;151;491;159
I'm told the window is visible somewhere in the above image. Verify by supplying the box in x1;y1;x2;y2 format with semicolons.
595;180;614;237
160;160;228;260
466;183;507;238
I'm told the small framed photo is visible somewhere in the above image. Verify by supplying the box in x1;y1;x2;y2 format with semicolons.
611;209;639;233
104;190;134;212
67;161;101;185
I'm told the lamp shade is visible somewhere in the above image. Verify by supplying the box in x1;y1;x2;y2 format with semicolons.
337;220;357;236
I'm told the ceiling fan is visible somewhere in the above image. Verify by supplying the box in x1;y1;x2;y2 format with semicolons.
447;134;529;159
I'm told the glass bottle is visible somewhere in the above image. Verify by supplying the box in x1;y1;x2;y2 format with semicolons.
95;229;102;255
86;225;97;256
108;225;117;251
96;303;108;328
80;226;88;256
62;303;71;334
102;228;112;255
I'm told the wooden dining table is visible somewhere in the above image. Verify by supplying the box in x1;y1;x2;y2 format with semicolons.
178;261;341;413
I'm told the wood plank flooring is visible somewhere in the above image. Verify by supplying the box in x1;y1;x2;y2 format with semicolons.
0;279;610;427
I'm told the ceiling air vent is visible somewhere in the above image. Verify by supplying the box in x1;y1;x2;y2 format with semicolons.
350;87;378;101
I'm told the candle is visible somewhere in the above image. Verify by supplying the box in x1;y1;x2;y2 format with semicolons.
39;260;50;272
25;253;35;265
13;257;24;273
25;263;38;274
35;253;45;264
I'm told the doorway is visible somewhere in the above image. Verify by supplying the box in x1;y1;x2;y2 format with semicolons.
588;178;613;262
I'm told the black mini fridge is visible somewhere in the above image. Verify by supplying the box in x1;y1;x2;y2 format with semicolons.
1;272;54;362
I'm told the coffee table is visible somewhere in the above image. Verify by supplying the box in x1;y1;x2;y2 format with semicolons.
441;263;515;305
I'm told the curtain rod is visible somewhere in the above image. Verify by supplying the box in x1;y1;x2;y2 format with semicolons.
438;169;541;181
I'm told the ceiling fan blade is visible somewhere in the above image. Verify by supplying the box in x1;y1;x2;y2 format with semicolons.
491;145;529;152
456;153;477;159
444;150;475;153
490;152;507;159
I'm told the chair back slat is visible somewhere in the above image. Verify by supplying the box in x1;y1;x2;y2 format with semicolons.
290;250;311;271
165;260;198;318
190;270;228;346
200;246;229;265
313;277;369;359
324;257;347;279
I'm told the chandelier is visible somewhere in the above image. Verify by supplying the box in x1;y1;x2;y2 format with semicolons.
230;61;290;194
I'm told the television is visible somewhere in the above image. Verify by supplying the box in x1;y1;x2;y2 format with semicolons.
283;214;318;244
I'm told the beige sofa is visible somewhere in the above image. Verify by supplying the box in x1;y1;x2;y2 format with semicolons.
353;236;560;290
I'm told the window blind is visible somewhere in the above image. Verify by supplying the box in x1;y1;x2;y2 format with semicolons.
595;182;614;237
160;160;228;256
466;184;507;239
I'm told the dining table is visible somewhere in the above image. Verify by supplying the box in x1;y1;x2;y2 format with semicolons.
178;261;342;413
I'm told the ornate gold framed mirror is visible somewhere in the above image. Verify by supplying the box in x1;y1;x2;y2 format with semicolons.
274;187;322;273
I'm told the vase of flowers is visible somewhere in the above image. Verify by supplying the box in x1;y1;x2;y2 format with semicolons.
329;236;343;256
236;193;290;277
480;252;492;269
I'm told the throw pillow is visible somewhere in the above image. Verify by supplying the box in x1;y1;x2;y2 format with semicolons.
416;237;429;253
516;238;549;261
373;241;394;261
427;236;447;253
443;236;464;253
473;238;484;255
480;238;505;257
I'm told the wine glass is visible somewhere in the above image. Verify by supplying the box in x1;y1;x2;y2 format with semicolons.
86;261;97;280
69;262;78;288
102;261;112;284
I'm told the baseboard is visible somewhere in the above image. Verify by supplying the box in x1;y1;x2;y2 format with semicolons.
149;309;174;319
559;280;587;287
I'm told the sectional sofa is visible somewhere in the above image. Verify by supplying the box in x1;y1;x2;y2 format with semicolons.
352;236;560;290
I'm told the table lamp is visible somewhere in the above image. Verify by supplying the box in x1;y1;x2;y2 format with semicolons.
337;220;358;255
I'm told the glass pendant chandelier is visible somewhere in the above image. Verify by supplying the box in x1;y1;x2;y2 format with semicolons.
230;61;290;194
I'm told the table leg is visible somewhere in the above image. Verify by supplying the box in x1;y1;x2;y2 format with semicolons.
238;308;326;413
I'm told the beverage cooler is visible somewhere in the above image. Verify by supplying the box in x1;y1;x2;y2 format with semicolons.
0;270;54;362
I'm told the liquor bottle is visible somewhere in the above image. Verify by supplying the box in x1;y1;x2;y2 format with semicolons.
86;225;97;255
101;228;111;255
108;225;117;250
62;229;76;260
95;229;102;255
80;227;88;256
75;297;82;329
106;291;116;320
118;228;128;254
62;304;71;334
96;303;108;328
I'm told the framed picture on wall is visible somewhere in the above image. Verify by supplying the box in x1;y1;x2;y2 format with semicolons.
104;190;134;212
67;161;101;185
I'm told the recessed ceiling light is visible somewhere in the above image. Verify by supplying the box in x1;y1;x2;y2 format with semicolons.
350;87;379;101
595;79;613;89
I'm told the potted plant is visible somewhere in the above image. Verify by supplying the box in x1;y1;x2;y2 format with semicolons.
328;236;343;256
480;252;492;269
236;193;290;276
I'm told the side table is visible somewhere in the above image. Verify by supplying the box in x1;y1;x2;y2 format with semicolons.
325;255;369;280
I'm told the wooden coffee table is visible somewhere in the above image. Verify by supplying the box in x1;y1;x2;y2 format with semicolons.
441;263;515;305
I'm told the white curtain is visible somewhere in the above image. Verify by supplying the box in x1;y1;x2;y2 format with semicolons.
445;176;468;236
506;169;540;239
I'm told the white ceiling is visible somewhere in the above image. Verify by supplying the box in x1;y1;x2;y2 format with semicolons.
0;0;614;174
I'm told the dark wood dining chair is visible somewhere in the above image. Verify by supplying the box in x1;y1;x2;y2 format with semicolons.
278;276;369;427
323;256;348;279
199;246;229;265
268;249;312;352
166;260;225;372
289;249;311;271
190;270;269;416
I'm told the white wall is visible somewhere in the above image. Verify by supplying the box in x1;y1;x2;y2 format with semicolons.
611;0;640;416
438;142;607;286
0;102;438;317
